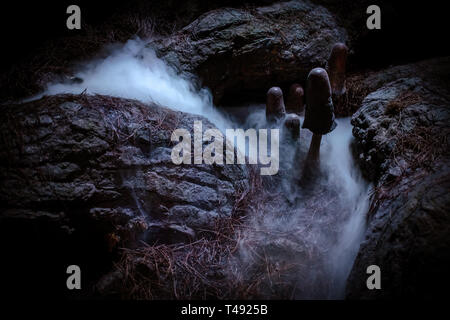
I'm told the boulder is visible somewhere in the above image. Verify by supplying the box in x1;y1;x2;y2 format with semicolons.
148;0;347;104
0;94;248;243
0;94;248;296
346;57;450;298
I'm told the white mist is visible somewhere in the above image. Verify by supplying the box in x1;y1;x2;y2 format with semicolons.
321;118;371;298
28;37;370;299
29;38;231;131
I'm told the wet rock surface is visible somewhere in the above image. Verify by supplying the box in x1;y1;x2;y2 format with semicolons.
148;0;347;104
347;57;450;299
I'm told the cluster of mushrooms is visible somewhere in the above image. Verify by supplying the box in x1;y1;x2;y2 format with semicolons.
265;43;348;179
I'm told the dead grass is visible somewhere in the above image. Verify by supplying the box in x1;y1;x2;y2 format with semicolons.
115;227;239;299
107;163;347;299
393;125;449;168
39;93;180;137
103;165;326;299
333;73;373;117
107;165;268;299
368;101;450;218
385;91;423;115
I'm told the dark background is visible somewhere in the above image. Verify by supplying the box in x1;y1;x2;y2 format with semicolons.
0;0;447;300
0;0;447;72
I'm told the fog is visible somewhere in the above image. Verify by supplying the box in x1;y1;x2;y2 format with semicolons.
226;110;371;298
30;37;370;299
29;38;231;131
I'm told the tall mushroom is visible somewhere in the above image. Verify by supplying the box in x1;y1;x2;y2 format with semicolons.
286;83;304;114
328;43;348;96
266;87;286;121
302;68;337;178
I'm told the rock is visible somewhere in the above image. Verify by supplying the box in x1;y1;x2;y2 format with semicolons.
0;94;247;241
352;57;450;102
347;165;450;299
0;94;248;296
351;57;450;182
347;57;450;299
148;0;347;104
145;222;196;244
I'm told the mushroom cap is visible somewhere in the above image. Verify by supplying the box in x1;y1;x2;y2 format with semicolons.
328;43;348;95
302;68;337;134
289;83;304;97
286;83;304;114
266;87;286;120
328;43;348;72
284;113;301;139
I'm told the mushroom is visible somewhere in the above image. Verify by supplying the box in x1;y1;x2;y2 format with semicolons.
328;43;348;96
302;68;337;176
286;83;304;114
266;87;286;121
284;113;301;140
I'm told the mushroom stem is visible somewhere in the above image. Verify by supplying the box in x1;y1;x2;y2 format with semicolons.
302;133;322;181
301;67;336;182
307;133;322;164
